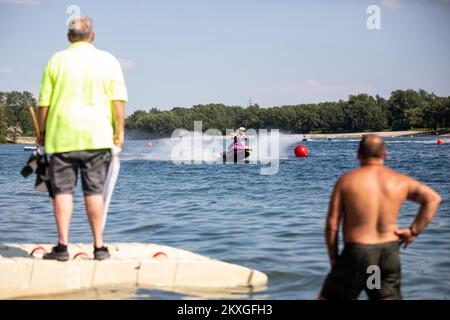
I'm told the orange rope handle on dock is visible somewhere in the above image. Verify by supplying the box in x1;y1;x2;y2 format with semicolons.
73;252;90;260
30;246;47;256
152;252;167;258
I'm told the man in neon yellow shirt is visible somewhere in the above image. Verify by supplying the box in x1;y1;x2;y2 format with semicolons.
37;17;127;261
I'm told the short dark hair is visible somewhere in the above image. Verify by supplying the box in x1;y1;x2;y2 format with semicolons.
358;134;385;159
68;17;93;42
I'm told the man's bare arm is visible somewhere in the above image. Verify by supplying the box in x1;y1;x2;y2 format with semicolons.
407;181;441;234
111;100;125;148
325;179;343;267
396;179;441;247
36;106;49;146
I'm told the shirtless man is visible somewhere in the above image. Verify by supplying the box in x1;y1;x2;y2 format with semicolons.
320;134;441;299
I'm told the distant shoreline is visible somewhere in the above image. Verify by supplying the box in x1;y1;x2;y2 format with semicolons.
6;130;448;145
305;130;429;139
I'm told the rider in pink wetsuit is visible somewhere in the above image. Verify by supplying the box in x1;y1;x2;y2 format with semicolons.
228;127;247;151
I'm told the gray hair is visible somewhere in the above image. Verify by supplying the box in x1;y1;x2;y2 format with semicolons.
68;17;93;42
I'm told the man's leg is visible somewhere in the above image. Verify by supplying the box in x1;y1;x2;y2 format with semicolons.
84;194;105;248
42;194;73;261
53;194;74;245
319;245;366;300
44;152;78;261
80;149;112;260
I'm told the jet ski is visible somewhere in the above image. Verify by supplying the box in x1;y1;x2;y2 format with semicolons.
222;141;252;162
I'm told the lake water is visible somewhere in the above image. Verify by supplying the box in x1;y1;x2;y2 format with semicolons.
0;135;449;299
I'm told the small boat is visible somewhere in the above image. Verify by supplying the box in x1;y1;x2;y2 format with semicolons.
0;242;268;299
24;146;36;151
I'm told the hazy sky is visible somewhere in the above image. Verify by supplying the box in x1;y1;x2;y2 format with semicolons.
1;0;449;114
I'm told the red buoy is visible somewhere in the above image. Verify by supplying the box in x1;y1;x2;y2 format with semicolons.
437;139;444;145
294;145;308;157
147;141;153;148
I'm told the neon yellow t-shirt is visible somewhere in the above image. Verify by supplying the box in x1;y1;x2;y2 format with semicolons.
39;41;128;154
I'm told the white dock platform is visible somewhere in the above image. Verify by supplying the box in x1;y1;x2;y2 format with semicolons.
0;243;268;299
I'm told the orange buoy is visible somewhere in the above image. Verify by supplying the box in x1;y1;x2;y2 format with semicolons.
437;139;444;145
294;145;308;157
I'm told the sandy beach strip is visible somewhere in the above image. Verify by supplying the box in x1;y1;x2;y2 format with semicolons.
15;136;36;144
304;130;427;139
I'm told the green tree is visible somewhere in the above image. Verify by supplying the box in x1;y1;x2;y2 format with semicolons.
404;107;423;129
388;89;426;130
0;92;8;143
422;97;447;130
345;94;387;131
5;91;36;136
292;105;320;133
126;109;147;129
317;102;345;133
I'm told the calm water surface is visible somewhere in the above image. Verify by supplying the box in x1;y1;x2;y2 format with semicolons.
0;136;449;299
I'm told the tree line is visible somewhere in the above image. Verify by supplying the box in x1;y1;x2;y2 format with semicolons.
0;91;36;143
126;89;450;138
1;89;449;143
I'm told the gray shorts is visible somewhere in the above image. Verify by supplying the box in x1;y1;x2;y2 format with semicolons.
49;149;112;196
